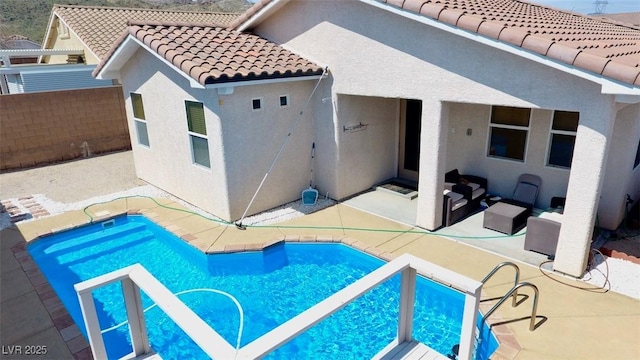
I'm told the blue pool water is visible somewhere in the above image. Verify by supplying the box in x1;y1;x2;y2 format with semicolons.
28;215;497;359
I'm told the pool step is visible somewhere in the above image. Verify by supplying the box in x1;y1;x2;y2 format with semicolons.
55;230;155;266
36;222;150;256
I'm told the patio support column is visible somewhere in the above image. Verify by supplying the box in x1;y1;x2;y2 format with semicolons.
416;100;449;230
553;98;616;277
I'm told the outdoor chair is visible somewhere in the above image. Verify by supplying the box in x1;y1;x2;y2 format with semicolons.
498;173;542;212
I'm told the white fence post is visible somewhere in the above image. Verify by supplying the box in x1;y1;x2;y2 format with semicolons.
76;289;108;359
121;277;150;356
458;286;482;360
397;267;417;343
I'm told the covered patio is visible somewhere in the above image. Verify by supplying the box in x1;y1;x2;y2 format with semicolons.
342;187;551;267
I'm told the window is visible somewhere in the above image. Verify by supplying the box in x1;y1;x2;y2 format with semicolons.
131;93;149;147
547;111;578;169
487;106;530;161
279;95;289;107
185;100;210;168
252;98;263;111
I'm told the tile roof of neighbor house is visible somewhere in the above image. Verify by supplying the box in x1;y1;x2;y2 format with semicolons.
230;0;640;86
593;12;640;27
95;21;324;86
0;38;41;50
51;4;240;60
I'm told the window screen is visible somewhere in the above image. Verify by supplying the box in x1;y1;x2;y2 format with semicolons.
185;100;206;135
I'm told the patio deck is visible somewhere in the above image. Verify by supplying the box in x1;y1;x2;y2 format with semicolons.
1;152;639;359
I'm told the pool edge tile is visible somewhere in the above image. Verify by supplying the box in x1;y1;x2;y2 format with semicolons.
13;245;94;359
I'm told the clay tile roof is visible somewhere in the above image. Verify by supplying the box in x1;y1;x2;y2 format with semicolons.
231;1;640;86
52;4;240;60
98;21;324;86
379;0;640;86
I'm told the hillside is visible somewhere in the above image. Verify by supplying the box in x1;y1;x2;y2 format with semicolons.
0;0;252;44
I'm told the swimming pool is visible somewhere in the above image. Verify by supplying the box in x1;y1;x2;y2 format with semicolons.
28;215;497;359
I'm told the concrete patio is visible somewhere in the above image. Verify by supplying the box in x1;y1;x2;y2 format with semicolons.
1;152;639;359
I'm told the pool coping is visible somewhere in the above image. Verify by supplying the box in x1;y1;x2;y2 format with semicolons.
15;207;521;359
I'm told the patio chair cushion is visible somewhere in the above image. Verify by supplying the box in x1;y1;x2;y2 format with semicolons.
443;189;464;202
467;182;481;191
472;187;485;200
513;182;539;205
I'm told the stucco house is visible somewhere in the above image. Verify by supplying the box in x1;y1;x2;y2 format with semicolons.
94;0;640;278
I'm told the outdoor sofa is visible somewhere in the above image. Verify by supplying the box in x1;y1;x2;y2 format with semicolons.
443;169;487;226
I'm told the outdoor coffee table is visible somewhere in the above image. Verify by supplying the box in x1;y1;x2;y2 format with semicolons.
483;202;528;235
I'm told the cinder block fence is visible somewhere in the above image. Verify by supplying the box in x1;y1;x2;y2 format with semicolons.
0;87;131;171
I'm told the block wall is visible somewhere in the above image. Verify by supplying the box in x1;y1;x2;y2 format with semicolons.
0;87;131;171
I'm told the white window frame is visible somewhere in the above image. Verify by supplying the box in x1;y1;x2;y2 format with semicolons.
545;110;578;170
486;106;531;163
130;93;149;148
279;94;289;108
185;100;211;169
251;97;263;111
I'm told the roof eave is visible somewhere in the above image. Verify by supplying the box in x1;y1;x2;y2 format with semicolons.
203;73;326;89
94;35;140;80
234;0;290;32
363;0;640;95
96;34;208;89
39;10;59;63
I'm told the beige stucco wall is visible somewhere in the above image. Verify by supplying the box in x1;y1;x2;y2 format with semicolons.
334;94;398;198
120;49;231;219
119;48;317;221
600;103;640;229
43;17;100;65
215;80;317;219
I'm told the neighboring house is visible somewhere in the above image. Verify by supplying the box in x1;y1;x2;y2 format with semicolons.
0;36;41;64
2;5;240;94
4;5;240;93
95;0;640;278
41;4;240;65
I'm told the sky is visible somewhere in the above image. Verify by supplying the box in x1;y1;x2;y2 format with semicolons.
529;0;640;15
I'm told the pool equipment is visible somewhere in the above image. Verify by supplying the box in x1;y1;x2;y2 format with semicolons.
302;142;318;206
235;66;329;229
